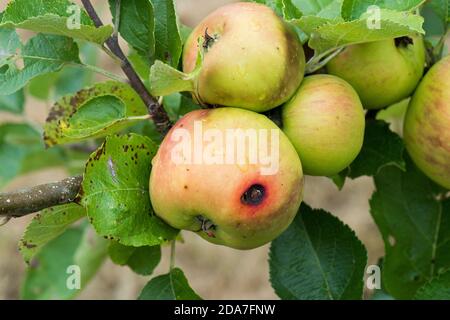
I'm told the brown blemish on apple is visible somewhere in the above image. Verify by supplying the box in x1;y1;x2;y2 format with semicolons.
241;184;266;206
234;176;276;218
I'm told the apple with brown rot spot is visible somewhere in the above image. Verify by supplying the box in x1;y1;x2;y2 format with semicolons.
149;107;304;249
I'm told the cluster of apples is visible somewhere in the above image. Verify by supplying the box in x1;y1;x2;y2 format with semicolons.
150;2;450;249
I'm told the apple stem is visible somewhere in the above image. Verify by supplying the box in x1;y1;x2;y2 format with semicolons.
305;47;345;74
80;0;172;135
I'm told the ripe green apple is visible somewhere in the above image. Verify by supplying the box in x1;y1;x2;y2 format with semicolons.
182;2;305;112
404;55;450;189
149;108;304;249
281;74;365;176
327;35;426;109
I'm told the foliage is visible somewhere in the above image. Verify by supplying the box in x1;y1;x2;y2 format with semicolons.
0;0;448;301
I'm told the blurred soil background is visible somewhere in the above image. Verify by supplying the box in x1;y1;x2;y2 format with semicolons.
1;0;397;299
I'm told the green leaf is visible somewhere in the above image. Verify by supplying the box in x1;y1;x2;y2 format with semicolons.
19;145;84;178
1;0;113;44
149;59;201;97
80;133;178;247
252;0;283;16
128;50;150;81
414;269;450;300
0;88;24;114
371;289;395;300
109;0;155;63
349;120;405;178
19;204;85;264
149;60;195;96
370;156;450;299
421;0;449;37
109;242;161;275
73;226;109;288
282;0;303;19
163;93;201;122
270;203;367;300
27;73;59;100
291;0;343;18
376;98;409;122
152;0;182;67
21;224;108;300
0;27;21;65
329;168;349;190
0;123;42;188
0;123;80;188
294;9;424;55
149;34;203;97
0;33;80;96
129;120;163;144
43;81;149;147
28;43;97;101
179;23;193;45
341;0;425;21
138;268;202;300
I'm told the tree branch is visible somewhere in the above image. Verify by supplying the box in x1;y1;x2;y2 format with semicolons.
0;176;82;218
81;0;171;134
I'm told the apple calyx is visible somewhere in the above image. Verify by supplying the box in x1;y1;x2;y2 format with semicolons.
395;36;413;48
196;215;217;238
202;28;218;52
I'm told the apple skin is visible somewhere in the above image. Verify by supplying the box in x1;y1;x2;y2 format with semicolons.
182;2;305;112
327;35;426;109
404;55;450;189
281;75;365;176
149;108;304;249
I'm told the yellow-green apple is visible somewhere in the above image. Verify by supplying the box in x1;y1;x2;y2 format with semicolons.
281;74;365;176
404;55;450;189
149;108;304;249
327;35;426;109
182;2;305;112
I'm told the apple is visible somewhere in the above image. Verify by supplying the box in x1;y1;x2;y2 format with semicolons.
404;55;450;189
182;2;305;113
149;108;304;249
327;35;426;110
281;74;365;176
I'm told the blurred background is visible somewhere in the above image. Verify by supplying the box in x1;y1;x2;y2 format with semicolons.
0;0;386;299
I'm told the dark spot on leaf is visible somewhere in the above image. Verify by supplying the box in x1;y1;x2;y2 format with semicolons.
46;104;65;122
